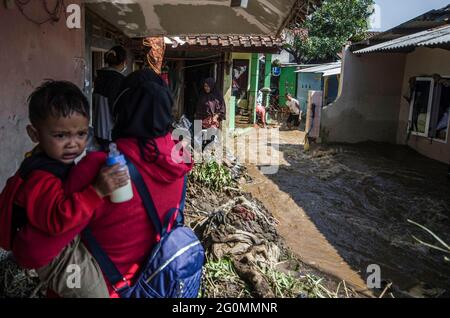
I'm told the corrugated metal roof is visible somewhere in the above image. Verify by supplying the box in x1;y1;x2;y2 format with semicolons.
322;68;341;77
352;5;450;49
295;62;341;76
354;24;450;54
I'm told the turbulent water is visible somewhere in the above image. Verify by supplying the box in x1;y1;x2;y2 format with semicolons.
266;140;450;297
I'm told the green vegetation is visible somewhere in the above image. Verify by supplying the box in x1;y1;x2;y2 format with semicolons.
190;161;234;192
285;0;375;63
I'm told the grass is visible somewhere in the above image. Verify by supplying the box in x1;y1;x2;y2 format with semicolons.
260;264;345;298
407;219;450;262
200;256;353;298
200;257;251;298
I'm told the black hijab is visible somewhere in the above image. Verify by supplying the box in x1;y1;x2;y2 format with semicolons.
203;77;224;104
112;68;174;162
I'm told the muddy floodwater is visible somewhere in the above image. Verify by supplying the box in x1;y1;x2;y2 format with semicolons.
243;130;450;297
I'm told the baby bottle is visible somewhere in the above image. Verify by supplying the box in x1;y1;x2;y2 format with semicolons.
106;143;133;203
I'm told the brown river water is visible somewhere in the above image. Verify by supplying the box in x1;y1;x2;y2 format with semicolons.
239;130;450;297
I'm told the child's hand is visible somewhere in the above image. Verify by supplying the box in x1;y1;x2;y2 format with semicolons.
93;164;130;198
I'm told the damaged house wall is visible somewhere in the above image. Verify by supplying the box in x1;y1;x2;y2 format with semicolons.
396;47;450;164
0;1;85;188
321;47;406;143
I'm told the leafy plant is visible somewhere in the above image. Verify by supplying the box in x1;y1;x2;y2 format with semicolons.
190;161;234;192
272;59;281;67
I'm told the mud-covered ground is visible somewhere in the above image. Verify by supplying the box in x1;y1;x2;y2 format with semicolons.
261;136;450;297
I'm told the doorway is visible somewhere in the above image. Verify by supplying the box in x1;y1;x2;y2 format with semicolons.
183;60;215;121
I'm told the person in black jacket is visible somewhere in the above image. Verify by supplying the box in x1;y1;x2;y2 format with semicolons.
92;46;127;150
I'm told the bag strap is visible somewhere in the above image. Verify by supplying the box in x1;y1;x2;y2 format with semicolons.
127;160;162;235
160;175;188;234
176;175;188;225
82;158;188;290
82;227;126;290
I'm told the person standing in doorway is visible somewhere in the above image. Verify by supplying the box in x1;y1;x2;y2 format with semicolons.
195;78;226;129
285;93;301;130
92;45;127;150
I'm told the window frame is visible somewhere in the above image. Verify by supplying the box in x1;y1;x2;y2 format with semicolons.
407;77;435;138
431;76;450;144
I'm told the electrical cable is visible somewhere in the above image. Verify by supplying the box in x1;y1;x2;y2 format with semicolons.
15;0;65;25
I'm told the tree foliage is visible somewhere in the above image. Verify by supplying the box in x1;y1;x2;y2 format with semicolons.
285;0;375;64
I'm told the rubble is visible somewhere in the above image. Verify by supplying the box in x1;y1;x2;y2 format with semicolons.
0;251;43;298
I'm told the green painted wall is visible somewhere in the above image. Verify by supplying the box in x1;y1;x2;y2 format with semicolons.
264;54;272;90
263;54;272;124
248;53;260;123
279;66;298;108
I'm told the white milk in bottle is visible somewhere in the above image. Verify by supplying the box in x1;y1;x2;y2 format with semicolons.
106;143;133;203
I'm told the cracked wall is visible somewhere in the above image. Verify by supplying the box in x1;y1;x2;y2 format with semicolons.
0;1;85;187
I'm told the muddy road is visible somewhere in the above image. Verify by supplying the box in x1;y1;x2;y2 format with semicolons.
242;130;450;297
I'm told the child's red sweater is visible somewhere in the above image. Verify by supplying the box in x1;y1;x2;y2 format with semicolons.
14;170;103;235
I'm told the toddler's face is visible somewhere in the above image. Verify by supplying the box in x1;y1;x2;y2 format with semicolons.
27;113;89;164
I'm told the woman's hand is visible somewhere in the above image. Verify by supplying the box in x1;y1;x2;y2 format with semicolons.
93;164;130;198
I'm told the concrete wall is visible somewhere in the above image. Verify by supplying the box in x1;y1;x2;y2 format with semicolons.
321;47;406;143
0;2;85;187
272;49;292;64
396;47;450;164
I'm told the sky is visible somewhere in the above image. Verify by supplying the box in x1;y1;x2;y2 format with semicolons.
370;0;449;31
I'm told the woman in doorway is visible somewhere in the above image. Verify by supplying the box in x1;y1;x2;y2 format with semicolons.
92;45;127;150
195;78;226;129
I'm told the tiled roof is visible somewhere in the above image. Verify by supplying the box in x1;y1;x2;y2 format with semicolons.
165;35;284;50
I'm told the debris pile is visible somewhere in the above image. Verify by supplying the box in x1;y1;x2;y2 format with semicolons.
0;251;43;298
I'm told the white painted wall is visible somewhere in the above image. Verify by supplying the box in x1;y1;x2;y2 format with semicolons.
272;49;292;64
321;47;406;143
